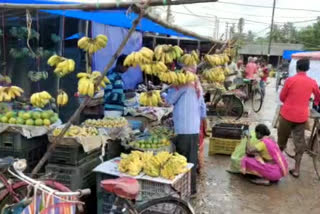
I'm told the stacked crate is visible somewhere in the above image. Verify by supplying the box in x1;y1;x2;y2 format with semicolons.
45;143;101;191
0;131;48;172
209;123;249;155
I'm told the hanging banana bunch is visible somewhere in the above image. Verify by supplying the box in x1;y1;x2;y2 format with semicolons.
47;55;76;77
0;86;24;102
77;71;110;97
77;34;108;54
57;90;69;107
28;71;48;82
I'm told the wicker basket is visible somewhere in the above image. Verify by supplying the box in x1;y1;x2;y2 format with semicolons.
209;137;241;155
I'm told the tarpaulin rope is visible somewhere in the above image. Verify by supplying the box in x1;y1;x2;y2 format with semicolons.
26;9;36;58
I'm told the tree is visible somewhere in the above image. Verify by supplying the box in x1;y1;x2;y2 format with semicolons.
237;18;245;34
297;18;320;49
246;30;255;42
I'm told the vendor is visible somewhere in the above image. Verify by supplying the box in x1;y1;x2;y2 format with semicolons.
163;65;206;196
231;124;288;185
104;55;128;116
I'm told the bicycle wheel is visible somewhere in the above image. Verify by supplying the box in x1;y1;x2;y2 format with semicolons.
215;95;244;120
311;134;320;180
137;197;194;214
251;89;263;113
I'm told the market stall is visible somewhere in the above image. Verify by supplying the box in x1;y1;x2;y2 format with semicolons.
0;0;230;213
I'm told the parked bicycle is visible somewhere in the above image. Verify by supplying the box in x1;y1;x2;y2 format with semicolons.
237;79;264;113
100;177;195;214
0;157;90;213
275;70;289;92
206;86;244;120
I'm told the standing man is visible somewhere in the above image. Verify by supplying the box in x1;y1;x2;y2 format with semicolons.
245;57;258;79
259;62;269;97
163;76;206;197
277;58;320;178
104;55;128;116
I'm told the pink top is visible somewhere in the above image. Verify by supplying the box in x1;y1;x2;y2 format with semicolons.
245;62;257;79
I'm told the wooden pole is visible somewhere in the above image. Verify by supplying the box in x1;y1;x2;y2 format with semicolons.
31;7;146;176
0;0;218;10
142;11;222;44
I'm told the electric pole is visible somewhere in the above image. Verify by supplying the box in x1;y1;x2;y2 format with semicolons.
225;22;229;40
166;0;172;22
268;0;276;59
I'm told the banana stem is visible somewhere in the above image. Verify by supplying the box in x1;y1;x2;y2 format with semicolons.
31;3;148;177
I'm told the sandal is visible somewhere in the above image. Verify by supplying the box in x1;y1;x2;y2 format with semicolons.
289;169;299;178
249;178;271;186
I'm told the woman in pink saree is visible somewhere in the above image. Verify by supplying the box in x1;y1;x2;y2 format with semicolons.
241;124;289;185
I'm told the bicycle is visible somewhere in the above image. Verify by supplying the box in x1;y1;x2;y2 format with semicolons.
206;86;244;120
100;177;195;214
0;157;91;212
238;79;264;113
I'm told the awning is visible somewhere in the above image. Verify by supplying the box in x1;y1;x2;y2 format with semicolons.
292;51;320;60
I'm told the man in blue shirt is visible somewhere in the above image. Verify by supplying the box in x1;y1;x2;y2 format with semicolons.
104;55;128;115
164;84;206;196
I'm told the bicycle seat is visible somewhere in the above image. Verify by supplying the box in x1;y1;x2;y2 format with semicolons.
0;157;14;169
101;177;140;200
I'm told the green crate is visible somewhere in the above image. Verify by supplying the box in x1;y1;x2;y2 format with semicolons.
209;137;242;155
45;157;100;191
0;132;47;151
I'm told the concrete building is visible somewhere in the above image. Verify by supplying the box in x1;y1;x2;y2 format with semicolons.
239;43;304;66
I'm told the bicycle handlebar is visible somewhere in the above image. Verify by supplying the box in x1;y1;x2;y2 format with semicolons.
9;159;91;198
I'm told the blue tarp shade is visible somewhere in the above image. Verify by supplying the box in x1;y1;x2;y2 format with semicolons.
42;10;191;38
282;50;305;60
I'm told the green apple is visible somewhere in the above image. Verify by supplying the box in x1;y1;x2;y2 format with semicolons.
32;111;41;120
22;112;31;120
8;118;16;124
35;119;43;126
25;119;34;126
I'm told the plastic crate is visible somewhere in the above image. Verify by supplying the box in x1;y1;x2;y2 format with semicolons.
96;171;191;214
48;143;100;166
209;137;242;155
212;123;249;139
0;132;47;151
45;157;100;191
0;145;47;172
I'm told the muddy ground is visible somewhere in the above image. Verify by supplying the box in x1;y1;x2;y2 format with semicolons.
193;80;320;214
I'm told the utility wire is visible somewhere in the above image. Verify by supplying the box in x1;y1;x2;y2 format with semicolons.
217;1;320;13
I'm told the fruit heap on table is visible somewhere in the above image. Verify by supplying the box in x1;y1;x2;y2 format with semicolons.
0;86;24;102
84;117;128;128
52;125;98;137
139;90;163;107
129;135;171;150
77;71;110;97
0;110;58;126
119;151;188;180
149;127;174;138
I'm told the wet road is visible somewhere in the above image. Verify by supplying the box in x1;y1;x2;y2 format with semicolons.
194;80;320;214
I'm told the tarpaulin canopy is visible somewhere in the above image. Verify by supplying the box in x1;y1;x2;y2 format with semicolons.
0;0;194;38
282;50;305;60
41;9;190;38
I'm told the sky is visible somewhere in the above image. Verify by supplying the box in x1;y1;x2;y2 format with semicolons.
61;0;320;39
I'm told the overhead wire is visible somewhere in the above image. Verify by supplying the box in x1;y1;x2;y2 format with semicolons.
216;1;320;13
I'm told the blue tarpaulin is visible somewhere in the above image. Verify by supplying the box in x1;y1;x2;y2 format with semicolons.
42;9;190;38
0;0;192;38
282;50;305;60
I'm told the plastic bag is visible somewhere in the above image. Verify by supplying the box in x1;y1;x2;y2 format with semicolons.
229;131;258;173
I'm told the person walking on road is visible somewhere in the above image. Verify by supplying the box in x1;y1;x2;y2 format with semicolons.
277;58;320;178
245;57;258;79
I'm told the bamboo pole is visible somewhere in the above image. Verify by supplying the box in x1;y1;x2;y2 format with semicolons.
31;6;146;176
0;0;218;10
142;11;223;44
